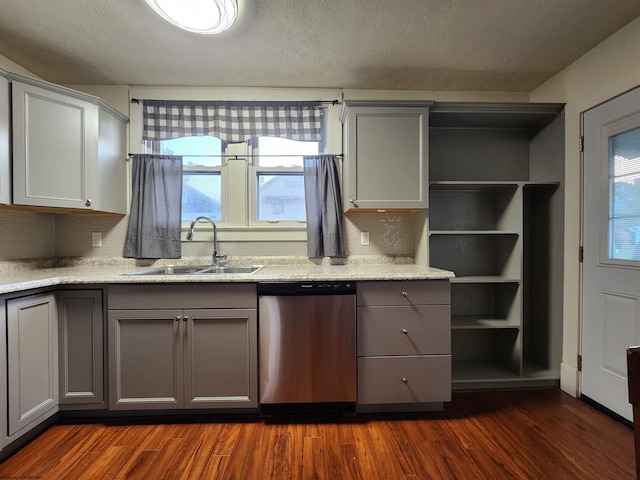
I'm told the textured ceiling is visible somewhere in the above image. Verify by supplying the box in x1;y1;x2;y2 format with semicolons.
1;0;640;91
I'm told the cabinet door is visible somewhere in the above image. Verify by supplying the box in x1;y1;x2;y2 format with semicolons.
343;104;429;210
109;310;183;410
0;73;9;205
58;290;104;406
12;81;98;209
7;293;58;437
184;309;257;408
0;300;7;450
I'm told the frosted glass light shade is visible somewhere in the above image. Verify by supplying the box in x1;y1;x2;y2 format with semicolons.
145;0;238;34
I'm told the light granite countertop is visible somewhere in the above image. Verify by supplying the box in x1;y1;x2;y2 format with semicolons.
0;263;454;295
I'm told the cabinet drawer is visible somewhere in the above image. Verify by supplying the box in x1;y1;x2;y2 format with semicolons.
357;280;450;306
108;283;257;309
358;305;450;356
357;355;451;404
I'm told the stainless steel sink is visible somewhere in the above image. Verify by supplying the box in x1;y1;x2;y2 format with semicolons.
199;266;263;274
124;265;264;276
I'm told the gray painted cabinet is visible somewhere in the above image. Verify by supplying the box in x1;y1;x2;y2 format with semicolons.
356;280;451;409
10;73;128;213
340;100;431;211
6;293;58;438
0;300;7;451
429;102;565;389
0;69;9;205
108;284;258;411
58;290;104;407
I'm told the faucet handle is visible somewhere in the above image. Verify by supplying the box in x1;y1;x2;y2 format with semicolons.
215;250;228;264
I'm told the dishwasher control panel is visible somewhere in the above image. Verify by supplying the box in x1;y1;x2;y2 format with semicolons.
258;281;356;295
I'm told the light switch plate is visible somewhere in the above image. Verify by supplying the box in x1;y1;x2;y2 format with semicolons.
92;232;102;247
360;231;370;246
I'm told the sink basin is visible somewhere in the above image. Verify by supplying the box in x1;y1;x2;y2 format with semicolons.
199;266;264;274
124;265;264;276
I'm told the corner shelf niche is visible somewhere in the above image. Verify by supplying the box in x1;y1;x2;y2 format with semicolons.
428;102;564;389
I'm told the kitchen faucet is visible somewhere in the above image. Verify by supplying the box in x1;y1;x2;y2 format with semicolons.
186;216;227;266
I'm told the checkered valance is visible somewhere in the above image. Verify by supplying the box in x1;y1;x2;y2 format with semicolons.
142;100;323;143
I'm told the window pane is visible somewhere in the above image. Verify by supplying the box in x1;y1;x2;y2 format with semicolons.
161;136;222;167
257;173;305;221
608;127;640;260
182;172;221;221
257;137;318;167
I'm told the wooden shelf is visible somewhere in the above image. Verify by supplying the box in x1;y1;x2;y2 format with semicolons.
452;360;520;383
450;276;521;284
430;230;520;235
451;315;520;330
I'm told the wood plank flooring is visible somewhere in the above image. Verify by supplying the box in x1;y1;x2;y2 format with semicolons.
0;388;634;479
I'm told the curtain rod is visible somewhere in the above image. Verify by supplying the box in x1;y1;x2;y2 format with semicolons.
130;98;340;105
127;153;343;158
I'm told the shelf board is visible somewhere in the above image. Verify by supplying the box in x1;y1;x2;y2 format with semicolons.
450;276;521;284
429;230;520;236
451;315;520;329
430;180;560;189
452;360;520;383
522;364;560;380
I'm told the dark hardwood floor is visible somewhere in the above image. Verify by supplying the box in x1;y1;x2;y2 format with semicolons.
0;388;634;479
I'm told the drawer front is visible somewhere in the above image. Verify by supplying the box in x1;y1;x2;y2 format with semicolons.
108;283;257;309
357;280;450;307
358;355;451;404
358;305;450;356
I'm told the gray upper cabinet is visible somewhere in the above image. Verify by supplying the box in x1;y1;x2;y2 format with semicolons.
0;69;9;205
340;100;431;211
6;293;58;438
9;73;128;214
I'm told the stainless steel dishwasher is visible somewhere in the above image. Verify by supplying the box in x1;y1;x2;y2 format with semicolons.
258;281;356;413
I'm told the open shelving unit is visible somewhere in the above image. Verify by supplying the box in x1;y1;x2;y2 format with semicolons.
428;102;565;389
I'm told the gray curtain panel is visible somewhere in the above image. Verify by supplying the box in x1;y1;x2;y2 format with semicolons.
142;100;323;143
303;155;345;258
123;154;183;259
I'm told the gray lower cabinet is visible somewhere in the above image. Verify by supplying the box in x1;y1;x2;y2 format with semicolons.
0;300;7;451
6;293;58;438
356;280;451;409
58;290;104;408
108;284;258;411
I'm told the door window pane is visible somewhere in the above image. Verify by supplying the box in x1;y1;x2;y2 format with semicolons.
609;127;640;260
257;173;305;221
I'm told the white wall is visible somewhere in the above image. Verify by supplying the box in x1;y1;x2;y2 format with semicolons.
531;16;640;396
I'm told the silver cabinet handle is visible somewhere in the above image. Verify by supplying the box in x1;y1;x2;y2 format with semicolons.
401;291;408;297
402;377;409;384
85;199;92;207
350;199;358;208
176;316;182;321
402;328;408;334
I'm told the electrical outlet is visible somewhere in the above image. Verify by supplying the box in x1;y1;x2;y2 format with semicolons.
360;231;370;246
92;232;102;247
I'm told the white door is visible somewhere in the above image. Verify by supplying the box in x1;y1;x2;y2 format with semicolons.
582;86;640;421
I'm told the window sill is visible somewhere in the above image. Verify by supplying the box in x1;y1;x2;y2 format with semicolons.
182;224;307;242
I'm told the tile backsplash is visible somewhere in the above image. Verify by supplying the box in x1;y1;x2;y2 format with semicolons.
0;209;415;264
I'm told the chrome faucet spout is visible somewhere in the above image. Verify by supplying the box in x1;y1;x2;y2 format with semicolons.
186;216;226;265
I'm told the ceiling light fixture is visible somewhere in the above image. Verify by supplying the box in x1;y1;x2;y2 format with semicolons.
145;0;238;34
